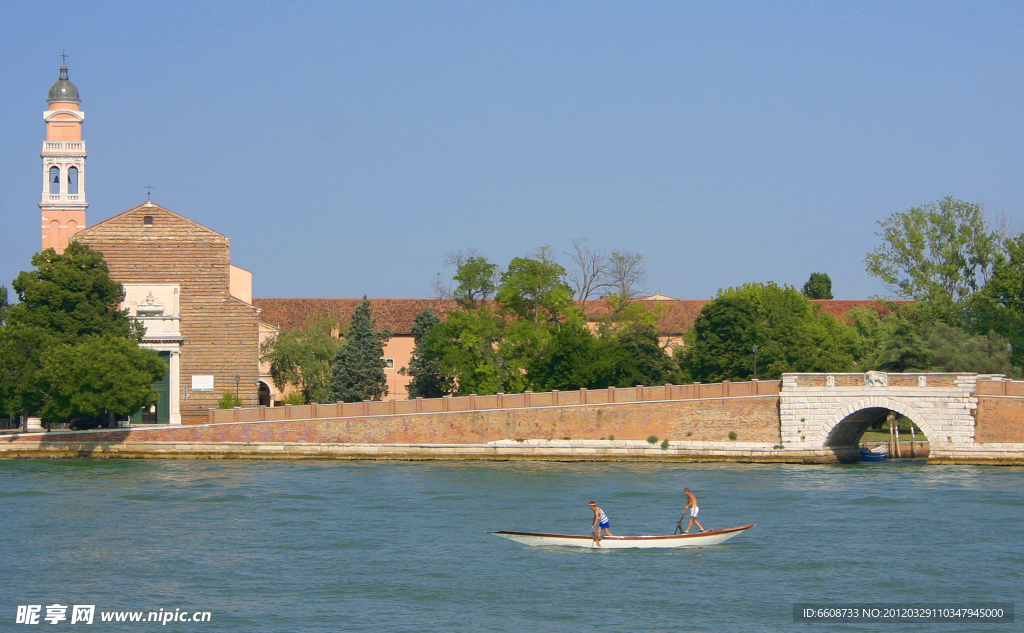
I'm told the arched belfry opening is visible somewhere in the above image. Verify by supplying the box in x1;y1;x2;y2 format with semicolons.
823;400;932;463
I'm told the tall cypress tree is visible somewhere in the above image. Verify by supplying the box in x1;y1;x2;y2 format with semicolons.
330;297;391;402
401;307;448;398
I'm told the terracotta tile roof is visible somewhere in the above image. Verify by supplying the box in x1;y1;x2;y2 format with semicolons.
253;297;908;336
810;299;911;323
252;298;460;335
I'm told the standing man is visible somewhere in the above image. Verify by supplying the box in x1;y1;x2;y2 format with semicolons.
678;488;706;534
589;501;614;545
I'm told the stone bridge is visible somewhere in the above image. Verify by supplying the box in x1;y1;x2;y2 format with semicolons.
779;372;1020;463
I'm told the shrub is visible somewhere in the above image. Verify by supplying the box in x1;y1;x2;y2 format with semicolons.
728;431;738;441
218;391;243;409
647;435;659;444
660;439;670;449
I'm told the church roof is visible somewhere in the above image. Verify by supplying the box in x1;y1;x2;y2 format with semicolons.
75;201;228;241
48;65;80;104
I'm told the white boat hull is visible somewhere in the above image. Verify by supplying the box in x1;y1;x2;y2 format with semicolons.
488;524;754;549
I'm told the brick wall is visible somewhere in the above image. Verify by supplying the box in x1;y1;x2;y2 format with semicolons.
975;380;1024;443
6;394;782;446
75;203;260;418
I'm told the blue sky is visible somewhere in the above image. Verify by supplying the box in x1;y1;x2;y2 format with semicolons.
2;1;1022;300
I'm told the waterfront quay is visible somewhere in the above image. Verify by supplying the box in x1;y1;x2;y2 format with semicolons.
3;373;1022;464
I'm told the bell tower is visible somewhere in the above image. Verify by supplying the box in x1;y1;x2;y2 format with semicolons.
40;53;87;253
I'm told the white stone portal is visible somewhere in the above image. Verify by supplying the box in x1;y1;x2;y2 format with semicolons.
122;284;183;425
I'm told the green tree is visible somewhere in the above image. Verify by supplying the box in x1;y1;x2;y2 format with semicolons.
400;308;449;398
857;311;932;372
681;283;855;382
497;247;574;323
0;324;54;420
604;323;678;387
525;316;604;391
681;293;759;382
0;245;155;426
421;306;513;396
865;197;1001;322
9;242;142;343
921;323;1017;375
802;272;833;299
330;298;391;402
260;319;342;404
38;335;166;426
968;230;1024;366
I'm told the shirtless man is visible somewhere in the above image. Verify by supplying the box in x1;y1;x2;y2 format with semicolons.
589;501;614;545
678;488;706;534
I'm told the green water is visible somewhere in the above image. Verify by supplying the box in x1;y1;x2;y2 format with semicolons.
1;459;1019;632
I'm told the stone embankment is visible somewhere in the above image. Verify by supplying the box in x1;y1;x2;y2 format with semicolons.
1;376;1021;463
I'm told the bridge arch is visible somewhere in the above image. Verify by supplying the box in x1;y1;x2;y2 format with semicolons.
821;397;935;450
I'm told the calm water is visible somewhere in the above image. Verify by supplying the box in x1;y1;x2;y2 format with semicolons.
1;459;1020;632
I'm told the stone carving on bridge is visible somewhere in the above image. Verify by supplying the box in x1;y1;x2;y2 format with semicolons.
826;375;835;388
918;376;927;387
865;371;888;387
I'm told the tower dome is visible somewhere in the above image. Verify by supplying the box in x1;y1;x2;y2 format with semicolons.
47;65;80;104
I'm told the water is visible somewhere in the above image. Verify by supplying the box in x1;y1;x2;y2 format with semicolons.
1;459;1020;632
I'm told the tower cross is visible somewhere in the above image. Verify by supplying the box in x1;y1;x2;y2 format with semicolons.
144;185;153;201
60;49;68;64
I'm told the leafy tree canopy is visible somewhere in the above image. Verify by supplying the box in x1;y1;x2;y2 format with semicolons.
852;308;932;372
802;272;833;299
38;335;166;423
852;306;1018;375
681;283;855;382
865;197;1001;322
421;306;516;396
968;230;1024;366
1;245;160;422
452;256;499;310
0;324;55;417
497;247;574;323
330;298;391;402
9;242;142;343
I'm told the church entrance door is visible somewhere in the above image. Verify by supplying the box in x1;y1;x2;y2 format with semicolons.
132;352;170;424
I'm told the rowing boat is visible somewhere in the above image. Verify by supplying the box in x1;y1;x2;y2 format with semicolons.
488;524;754;549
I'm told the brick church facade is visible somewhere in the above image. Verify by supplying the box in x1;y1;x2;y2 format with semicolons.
74;203;261;423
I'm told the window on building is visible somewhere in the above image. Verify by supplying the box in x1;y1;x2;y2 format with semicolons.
143;215;154;226
67;166;79;194
384;358;394;368
49;166;60;194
